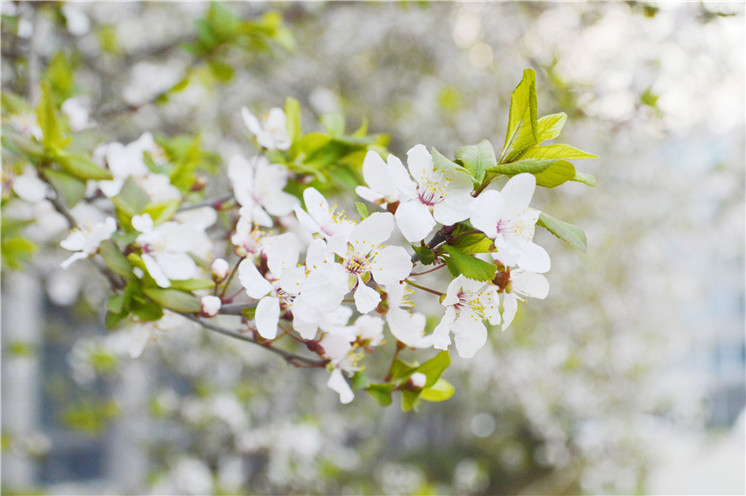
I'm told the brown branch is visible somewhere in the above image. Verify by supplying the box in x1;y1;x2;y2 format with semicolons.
183;314;328;368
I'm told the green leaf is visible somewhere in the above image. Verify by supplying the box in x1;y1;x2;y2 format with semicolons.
412;244;435;265
355;202;370;220
36;82;63;149
112;177;150;218
451;233;495;254
536;113;567;143
143;287;201;313
106;308;129;329
207;59;235;82
518;144;597;161
454;139;497;184
390;359;419;381
241;306;257;320
1;236;36;269
54;152;113;181
487;159;575;188
414;350;450;388
42;168;85;208
537;212;587;253
107;293;124;314
99;239;133;278
442;245;496;282
501;68;538;163
367;383;395;406
571;172;597;187
321;112;345;138
1;129;45;162
401;389;421;412
206;1;240;41
285;97;302;147
132;298;164;322
168;279;215;291
431;147;472;180
420;378;455;402
351;371;370;390
142;199;180;225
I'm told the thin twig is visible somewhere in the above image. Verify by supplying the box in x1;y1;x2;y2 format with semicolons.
404;279;444;297
409;263;446;277
183;314;328;368
178;194;234;212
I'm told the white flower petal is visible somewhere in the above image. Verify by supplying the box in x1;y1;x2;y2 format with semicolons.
355;185;384;204
255;296;280;339
265;233;299;276
362;151;397;199
303;187;331;228
142;253;171;288
370;245;412;286
452;312;488;359
132;213;154;233
513;270;550;300
395;200;436;242
470;190;503;239
354;277;380;313
241;107;262;135
432;306;456;350
432;191;474;226
13;171;48;203
156;252;197;281
501;292;518;331
387;154;418;199
479;287;501;326
406;144;434;185
510;240;551;274
60;251;87;269
501;173;536;219
349;212;394;251
238;259;272;298
328;369;354;404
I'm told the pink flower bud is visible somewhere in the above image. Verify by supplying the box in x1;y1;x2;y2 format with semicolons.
409;372;426;389
211;258;230;281
201;295;222;317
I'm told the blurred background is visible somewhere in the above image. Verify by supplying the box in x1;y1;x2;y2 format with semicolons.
1;2;744;494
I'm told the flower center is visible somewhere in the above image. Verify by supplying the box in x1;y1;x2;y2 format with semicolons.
345;255;370;275
416;172;449;206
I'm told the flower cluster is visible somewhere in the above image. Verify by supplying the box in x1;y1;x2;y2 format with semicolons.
4;68;592;409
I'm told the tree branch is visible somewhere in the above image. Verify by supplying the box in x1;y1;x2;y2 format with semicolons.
183;314;328;368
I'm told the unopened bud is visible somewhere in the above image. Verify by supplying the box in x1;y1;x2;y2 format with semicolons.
191;175;207;192
409;372;426;389
201;295;222;317
211;258;230;281
234;244;248;257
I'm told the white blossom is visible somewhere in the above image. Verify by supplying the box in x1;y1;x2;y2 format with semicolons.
470;173;550;273
432;275;500;359
60;216;117;269
228;154;298;227
241;107;291;151
357;145;475;242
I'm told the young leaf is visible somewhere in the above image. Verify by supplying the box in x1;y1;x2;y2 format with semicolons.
351;371;370;390
501;68;538;163
401;389;422;412
142;199;180;225
432;147;472;180
112;177;150;218
454;139;496;184
412;244;435;265
420;378;455;402
413;350;450;388
537;212;587;252
99;239;133;278
36;82;63;150
285;96;302;148
143;287;202;313
571;172;597;187
168;279;216;291
54;152;113;181
518;144;598;161
42;168;86;208
320;112;345;138
536;112;567;143
355;202;370;220
367;383;395;407
488;159;575;188
442;245;496;282
132;298;164;322
451;233;495;254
